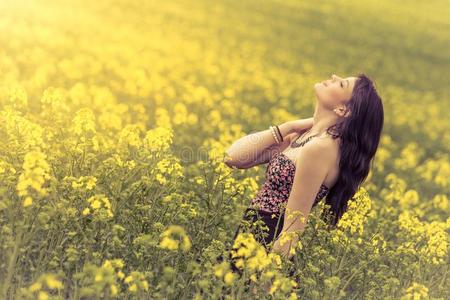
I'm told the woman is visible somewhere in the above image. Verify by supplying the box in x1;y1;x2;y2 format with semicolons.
221;73;384;279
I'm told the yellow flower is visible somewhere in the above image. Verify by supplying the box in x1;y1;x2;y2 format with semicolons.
103;260;112;268
269;278;281;295
224;272;235;286
114;259;124;269
401;282;429;300
45;274;63;289
85;195;114;219
110;284;118;296
432;194;448;210
143;126;173;153
117;271;125;279
23;196;33;207
159;225;192;252
159;238;178;250
214;266;224;278
268;253;282;267
16;150;51;199
118;124;142;149
129;283;137;293
399;189;419;208
29;282;42;292
72;180;84;189
71;108;96;136
38;291;49;300
91;199;101;209
231;233;276;272
86;176;97;190
289;247;296;256
337;187;372;235
278;231;298;247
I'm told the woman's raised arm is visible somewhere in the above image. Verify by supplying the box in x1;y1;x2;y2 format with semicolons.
224;119;313;169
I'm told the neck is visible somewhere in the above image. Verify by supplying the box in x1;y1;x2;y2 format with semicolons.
310;104;339;137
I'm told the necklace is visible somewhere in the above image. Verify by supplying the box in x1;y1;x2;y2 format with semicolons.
291;128;319;148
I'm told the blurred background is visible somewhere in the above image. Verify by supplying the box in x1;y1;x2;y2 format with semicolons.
0;0;448;298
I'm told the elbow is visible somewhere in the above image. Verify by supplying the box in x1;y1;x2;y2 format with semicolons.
224;158;246;169
223;153;248;169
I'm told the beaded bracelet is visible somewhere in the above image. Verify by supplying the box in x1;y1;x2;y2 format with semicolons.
269;126;280;144
275;125;283;142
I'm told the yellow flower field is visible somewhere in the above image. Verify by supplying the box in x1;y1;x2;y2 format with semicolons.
0;0;448;299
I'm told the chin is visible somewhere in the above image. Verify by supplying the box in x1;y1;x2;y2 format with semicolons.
313;83;322;94
313;82;321;92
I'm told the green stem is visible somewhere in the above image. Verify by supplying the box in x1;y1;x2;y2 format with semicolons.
2;226;23;299
336;257;375;300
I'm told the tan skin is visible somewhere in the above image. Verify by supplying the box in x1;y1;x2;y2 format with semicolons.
225;74;358;294
282;74;358;189
258;74;358;293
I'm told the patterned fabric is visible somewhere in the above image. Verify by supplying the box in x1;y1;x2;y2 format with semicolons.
249;151;330;216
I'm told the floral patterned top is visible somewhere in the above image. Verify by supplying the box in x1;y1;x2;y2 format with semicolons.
249;151;330;216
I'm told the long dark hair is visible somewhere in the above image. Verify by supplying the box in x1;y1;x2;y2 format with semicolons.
319;73;384;227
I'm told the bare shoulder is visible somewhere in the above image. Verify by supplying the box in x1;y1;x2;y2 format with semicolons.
295;134;339;165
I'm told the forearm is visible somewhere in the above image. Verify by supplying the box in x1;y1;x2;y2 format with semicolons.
225;121;294;168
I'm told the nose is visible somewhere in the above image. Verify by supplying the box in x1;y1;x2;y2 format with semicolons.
331;74;341;81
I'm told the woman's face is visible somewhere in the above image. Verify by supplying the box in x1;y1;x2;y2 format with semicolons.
314;74;358;113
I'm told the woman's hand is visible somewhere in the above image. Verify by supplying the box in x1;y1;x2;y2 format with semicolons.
286;117;314;135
